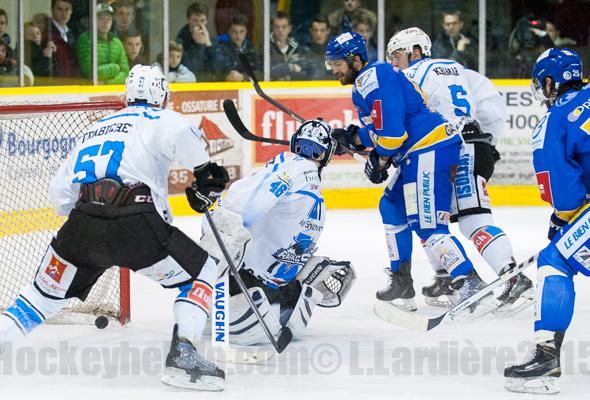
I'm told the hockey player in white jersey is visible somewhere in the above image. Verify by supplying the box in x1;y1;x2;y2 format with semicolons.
0;65;230;391
201;119;356;345
386;27;533;313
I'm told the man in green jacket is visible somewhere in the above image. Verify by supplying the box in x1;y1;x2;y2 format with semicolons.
76;3;129;84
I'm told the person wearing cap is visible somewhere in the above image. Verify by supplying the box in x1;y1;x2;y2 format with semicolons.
76;3;129;84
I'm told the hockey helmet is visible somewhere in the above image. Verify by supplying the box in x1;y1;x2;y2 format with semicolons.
125;64;169;107
325;31;368;69
387;27;432;58
531;48;583;103
290;119;337;168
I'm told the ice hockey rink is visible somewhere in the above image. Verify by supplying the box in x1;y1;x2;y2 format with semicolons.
2;206;589;400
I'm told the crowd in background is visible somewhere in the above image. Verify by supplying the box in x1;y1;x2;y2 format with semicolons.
0;0;586;86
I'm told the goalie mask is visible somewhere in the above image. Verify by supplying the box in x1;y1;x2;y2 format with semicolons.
290;119;337;169
125;64;169;107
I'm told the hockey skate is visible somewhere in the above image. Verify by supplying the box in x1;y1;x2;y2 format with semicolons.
449;270;500;321
375;262;417;312
504;333;563;395
494;265;534;317
422;270;458;308
161;325;225;391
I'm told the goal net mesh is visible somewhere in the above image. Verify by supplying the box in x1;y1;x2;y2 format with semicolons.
0;102;128;324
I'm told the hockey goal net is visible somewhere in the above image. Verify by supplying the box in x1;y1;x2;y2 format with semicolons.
0;101;130;325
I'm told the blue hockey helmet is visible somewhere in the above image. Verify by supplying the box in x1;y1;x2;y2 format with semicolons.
325;31;368;69
290;119;336;168
531;48;583;103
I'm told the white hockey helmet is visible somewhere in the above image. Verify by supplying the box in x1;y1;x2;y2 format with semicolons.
387;27;432;58
125;64;169;107
290;118;337;169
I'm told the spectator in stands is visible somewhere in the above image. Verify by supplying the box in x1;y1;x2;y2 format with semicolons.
167;40;196;83
508;14;554;78
0;9;14;61
545;21;577;47
270;12;309;81
46;0;79;78
123;33;145;68
24;21;57;77
352;14;377;63
76;3;129;84
432;10;477;69
328;0;376;37
176;2;217;81
113;0;138;38
214;14;258;82
304;15;333;80
0;41;15;76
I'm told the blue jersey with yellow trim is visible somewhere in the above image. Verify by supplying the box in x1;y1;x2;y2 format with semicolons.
352;61;461;163
532;83;590;215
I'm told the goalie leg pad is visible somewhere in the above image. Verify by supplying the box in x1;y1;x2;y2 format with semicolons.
229;287;281;346
296;256;357;307
284;284;322;339
423;232;473;279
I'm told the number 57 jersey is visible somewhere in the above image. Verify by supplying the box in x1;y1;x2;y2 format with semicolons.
49;104;210;222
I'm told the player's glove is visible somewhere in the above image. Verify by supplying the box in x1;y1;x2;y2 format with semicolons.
548;212;568;241
332;125;364;155
364;149;391;184
185;162;230;213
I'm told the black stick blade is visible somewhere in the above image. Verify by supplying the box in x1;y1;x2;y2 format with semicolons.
222;99;290;145
275;327;293;353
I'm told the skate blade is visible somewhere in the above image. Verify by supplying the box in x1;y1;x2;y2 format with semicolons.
424;295;457;308
504;377;560;394
451;294;500;322
161;367;225;391
494;288;535;318
386;298;417;312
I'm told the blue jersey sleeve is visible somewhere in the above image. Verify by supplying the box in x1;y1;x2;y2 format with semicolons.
353;65;409;157
533;111;587;214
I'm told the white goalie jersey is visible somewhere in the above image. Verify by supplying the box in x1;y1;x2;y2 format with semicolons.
212;152;326;289
404;58;506;143
49;104;210;222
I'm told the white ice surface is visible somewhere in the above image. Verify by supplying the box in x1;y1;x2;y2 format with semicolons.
2;207;589;400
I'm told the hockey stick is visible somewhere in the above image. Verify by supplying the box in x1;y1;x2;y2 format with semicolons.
223;99;368;164
238;53;306;122
374;252;539;331
204;209;293;353
236;54;369;158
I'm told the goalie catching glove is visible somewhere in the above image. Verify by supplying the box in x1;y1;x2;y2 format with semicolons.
185;162;230;213
296;256;357;307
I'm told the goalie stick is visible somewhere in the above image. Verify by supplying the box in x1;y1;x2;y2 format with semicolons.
374;252;539;331
205;210;293;353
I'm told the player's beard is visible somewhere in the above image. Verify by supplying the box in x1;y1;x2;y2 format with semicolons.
336;67;359;85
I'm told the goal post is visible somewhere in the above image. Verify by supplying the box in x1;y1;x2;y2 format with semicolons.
0;100;131;325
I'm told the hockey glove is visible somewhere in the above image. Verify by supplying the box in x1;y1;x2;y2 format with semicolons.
332;124;364;155
364;149;391;184
185;162;230;213
548;212;568;241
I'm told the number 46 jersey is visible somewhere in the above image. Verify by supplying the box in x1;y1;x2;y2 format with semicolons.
49;104;210;222
403;58;506;142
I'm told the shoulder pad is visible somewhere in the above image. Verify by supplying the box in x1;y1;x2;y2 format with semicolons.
355;66;380;98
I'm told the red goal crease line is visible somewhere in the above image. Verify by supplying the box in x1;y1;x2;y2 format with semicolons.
0;208;65;238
